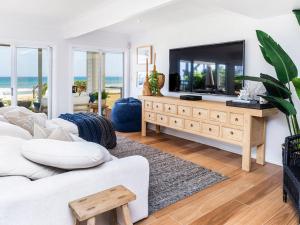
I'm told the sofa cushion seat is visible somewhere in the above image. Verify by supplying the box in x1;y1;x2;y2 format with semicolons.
0;176;31;192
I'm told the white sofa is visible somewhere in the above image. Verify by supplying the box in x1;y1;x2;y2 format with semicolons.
0;155;149;225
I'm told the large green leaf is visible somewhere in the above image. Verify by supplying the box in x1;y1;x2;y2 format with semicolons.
260;74;290;99
236;75;291;98
256;30;298;84
292;77;300;99
258;95;297;116
293;10;300;26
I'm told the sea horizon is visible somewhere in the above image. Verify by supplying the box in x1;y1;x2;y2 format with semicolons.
0;76;123;89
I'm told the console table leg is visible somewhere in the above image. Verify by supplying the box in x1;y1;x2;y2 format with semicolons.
87;217;96;225
256;119;266;165
242;115;252;172
155;125;160;134
142;121;147;137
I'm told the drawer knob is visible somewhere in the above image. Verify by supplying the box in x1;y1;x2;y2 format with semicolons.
198;112;201;115
183;109;185;112
209;128;212;131
174;120;177;124
235;118;239;122
148;115;151;118
230;131;234;135
156;105;158;108
146;104;149;107
161;117;163;120
190;124;193;127
168;107;171;110
217;115;220;118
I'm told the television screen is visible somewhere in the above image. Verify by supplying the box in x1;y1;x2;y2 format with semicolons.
169;41;244;95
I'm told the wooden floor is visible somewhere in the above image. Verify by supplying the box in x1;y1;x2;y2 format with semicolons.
119;131;298;225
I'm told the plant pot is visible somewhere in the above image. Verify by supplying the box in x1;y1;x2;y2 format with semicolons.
101;99;106;107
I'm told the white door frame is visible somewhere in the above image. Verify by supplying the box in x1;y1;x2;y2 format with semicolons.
2;43;53;118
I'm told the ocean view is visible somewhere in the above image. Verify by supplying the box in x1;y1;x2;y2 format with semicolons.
0;76;123;89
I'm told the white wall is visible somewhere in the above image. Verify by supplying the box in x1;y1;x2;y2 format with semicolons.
129;11;300;165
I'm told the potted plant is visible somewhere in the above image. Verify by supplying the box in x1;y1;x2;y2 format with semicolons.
236;10;300;136
89;90;109;107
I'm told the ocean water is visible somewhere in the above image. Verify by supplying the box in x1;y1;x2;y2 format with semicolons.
0;76;123;89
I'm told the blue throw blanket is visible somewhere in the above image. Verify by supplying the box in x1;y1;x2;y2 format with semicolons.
59;113;117;149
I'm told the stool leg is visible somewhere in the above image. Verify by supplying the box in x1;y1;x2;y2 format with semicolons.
87;217;96;225
74;219;80;225
111;209;118;225
120;204;133;225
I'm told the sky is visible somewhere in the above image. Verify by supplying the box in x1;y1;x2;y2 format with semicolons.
0;47;123;77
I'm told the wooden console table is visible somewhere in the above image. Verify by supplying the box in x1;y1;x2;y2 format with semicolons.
140;96;277;172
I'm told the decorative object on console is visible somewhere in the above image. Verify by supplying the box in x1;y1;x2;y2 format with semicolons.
111;98;142;132
226;100;273;109
142;58;152;96
137;45;152;64
180;95;202;101
149;53;165;96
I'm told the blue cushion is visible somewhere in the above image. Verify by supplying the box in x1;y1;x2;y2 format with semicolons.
111;97;142;132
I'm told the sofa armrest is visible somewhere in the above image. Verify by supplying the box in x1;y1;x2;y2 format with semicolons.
0;156;149;225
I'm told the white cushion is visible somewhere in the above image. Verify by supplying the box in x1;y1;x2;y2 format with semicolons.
33;124;73;141
0;121;32;140
46;118;79;135
0;115;8;123
4;109;47;134
22;139;112;169
0;136;62;180
0;106;32;115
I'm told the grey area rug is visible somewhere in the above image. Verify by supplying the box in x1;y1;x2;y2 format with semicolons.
110;136;227;214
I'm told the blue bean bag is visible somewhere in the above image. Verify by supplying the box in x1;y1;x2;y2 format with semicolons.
111;97;142;132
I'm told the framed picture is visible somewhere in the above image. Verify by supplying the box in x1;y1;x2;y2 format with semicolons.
136;71;147;87
137;45;152;64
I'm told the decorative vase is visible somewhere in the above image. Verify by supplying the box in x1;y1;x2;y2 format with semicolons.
157;73;165;96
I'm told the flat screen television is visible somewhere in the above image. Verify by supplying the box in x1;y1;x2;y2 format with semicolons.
169;41;245;96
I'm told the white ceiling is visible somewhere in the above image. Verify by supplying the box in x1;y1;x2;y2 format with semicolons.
101;0;300;35
0;0;299;38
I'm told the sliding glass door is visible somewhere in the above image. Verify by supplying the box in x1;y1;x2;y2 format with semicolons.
0;44;52;116
16;47;51;114
72;50;101;113
103;52;124;108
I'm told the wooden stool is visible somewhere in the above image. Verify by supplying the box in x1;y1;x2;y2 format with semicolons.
69;185;136;225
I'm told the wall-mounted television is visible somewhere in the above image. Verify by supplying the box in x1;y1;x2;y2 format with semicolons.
169;41;245;96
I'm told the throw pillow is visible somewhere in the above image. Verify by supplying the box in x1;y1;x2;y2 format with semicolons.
3;108;47;134
22;139;112;169
33;123;73;141
0;136;62;180
0;121;32;140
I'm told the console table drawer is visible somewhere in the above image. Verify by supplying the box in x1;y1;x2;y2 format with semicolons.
178;105;192;117
156;114;168;125
222;127;243;142
185;120;201;132
210;110;227;123
193;108;209;120
145;101;153;110
230;113;244;126
169;117;183;129
202;123;219;136
145;111;155;122
164;104;177;114
153;102;163;112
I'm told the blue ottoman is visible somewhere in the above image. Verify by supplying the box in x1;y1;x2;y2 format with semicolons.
111;97;142;132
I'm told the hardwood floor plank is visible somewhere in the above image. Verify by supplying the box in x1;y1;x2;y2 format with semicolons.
263;202;297;225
